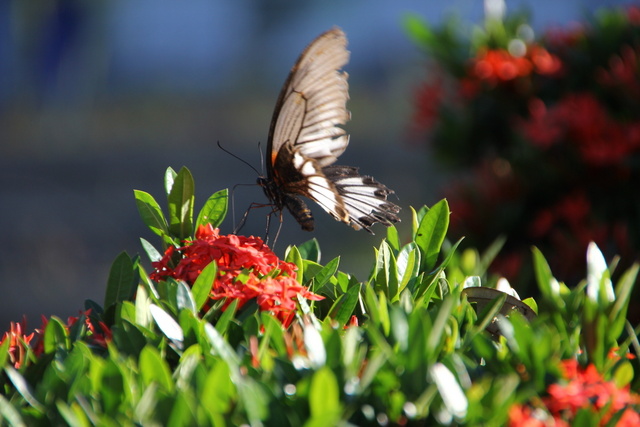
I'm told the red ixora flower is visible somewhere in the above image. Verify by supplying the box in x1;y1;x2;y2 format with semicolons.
0;317;35;369
150;224;324;327
509;359;640;426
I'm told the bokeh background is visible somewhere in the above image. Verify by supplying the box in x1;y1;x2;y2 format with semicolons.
0;0;629;328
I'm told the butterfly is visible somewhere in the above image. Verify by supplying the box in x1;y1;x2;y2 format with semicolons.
257;27;400;235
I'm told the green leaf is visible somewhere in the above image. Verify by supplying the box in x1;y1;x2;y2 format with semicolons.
139;346;174;392
215;299;239;336
307;367;341;424
104;251;136;309
167;166;195;239
196;189;228;229
44;316;70;353
134;190;169;238
201;360;236;415
0;338;10;368
308;257;340;291
150;304;184;346
387;225;400;252
204;323;240;371
609;263;639;339
176;280;197;313
415;200;450;272
397;244;420;294
192;261;216;312
285;245;304;279
5;367;45;413
297;238;321;263
532;247;564;307
372;241;397;299
330;283;361;327
0;393;26;427
140;238;163;263
164;167;177;195
100;360;126;414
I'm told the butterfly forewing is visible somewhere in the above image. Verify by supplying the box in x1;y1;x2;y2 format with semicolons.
268;29;350;168
260;27;400;233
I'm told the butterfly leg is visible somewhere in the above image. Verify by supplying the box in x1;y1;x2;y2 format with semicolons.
234;201;271;234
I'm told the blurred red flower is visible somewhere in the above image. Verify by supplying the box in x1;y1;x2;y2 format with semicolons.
0;318;35;369
510;359;640;426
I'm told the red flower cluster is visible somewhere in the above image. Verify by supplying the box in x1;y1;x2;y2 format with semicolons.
470;44;561;85
509;359;640;426
0;310;111;369
521;93;640;166
412;5;640;287
150;224;324;327
0;318;35;368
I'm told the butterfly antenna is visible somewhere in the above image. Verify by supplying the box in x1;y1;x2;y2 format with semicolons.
217;141;261;175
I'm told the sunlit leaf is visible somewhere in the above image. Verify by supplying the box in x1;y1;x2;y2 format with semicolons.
164;167;177;195
176;280;197;314
134;190;168;237
586;242;614;304
415;200;450;272
150;304;184;346
330;283;361;327
5;367;45;412
167;166;195;239
140;238;163;263
429;363;467;419
308;367;341;422
196;189;228;229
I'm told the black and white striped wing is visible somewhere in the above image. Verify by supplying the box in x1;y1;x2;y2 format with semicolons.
264;28;400;232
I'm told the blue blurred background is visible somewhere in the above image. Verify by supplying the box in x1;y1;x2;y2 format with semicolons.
0;0;628;328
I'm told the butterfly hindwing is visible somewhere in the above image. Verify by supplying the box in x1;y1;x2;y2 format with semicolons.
260;27;400;233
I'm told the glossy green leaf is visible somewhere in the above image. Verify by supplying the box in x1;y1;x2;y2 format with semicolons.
44;316;70;353
196;189;228;229
140;237;162;263
285;245;304;279
134;190;168;237
192;261;216;312
204;323;240;371
309;257;340;291
415;200;450;272
176;280;197;314
150;304;184;346
140;346;174;392
104;251;136;309
297;238;321;263
167;166;195;239
330;283;361;327
397;244;420;294
164;167;177;195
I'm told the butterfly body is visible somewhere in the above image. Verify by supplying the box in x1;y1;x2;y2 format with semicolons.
259;28;400;233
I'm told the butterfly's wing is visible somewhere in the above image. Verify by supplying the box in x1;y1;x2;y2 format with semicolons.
265;28;400;232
